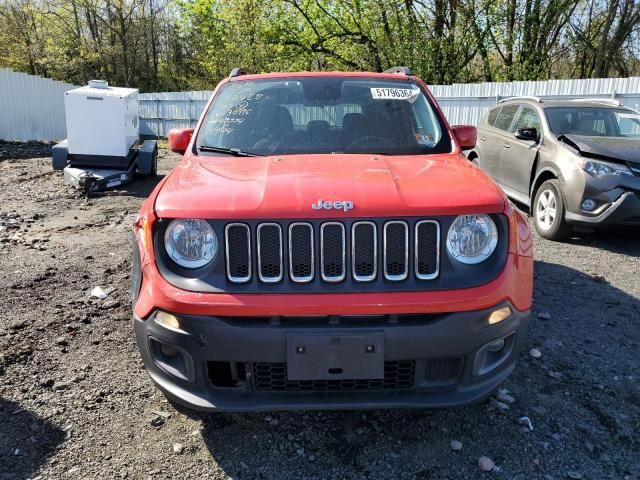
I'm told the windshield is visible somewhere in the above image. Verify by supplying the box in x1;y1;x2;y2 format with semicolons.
546;107;640;137
196;77;450;156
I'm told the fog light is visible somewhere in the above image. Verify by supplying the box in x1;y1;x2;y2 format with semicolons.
581;199;596;211
160;344;179;358
487;339;505;352
488;305;512;325
155;311;181;330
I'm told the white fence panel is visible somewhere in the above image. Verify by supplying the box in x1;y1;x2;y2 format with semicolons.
138;77;640;138
139;91;211;137
5;72;640;141
0;69;75;141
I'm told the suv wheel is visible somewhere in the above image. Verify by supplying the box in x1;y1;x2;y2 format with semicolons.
533;180;571;240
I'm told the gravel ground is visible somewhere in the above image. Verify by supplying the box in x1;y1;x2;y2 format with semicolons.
1;149;639;480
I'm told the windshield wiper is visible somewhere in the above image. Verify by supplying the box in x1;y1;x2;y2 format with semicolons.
198;145;259;157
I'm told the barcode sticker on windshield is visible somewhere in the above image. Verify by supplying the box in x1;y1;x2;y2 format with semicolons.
371;87;419;102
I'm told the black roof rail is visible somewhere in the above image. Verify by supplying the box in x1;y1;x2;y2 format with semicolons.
229;68;253;78
383;66;413;75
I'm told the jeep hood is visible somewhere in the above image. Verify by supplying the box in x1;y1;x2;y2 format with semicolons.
154;154;506;218
559;134;640;165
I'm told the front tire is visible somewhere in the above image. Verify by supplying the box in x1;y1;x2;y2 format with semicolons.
533;179;571;240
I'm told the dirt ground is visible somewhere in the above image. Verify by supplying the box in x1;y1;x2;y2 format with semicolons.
0;145;639;480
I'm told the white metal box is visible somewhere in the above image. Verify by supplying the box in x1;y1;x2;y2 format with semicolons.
64;81;139;157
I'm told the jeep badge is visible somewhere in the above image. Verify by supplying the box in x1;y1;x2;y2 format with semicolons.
312;199;354;212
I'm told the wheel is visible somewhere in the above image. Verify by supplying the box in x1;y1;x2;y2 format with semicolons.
136;143;157;176
52;144;68;170
532;179;571;240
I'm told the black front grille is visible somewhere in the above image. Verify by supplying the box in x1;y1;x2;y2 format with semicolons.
224;219;440;285
257;224;282;282
423;358;463;384
415;221;439;279
289;223;314;281
225;224;250;281
352;222;376;281
253;361;415;392
321;223;345;281
384;222;408;280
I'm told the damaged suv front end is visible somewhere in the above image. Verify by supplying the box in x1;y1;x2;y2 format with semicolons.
554;130;640;227
471;98;640;240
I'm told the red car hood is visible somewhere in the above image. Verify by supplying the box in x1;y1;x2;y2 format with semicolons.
154;153;506;218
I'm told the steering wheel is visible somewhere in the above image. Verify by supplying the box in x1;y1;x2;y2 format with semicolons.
345;135;394;152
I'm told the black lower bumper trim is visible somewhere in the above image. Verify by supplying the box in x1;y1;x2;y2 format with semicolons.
134;304;530;412
567;191;640;227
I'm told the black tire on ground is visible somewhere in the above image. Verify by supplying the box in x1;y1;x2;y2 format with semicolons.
136;145;157;176
532;179;572;241
52;146;68;170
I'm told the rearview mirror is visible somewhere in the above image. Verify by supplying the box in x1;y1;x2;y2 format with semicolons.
452;125;477;150
168;128;194;154
514;127;538;141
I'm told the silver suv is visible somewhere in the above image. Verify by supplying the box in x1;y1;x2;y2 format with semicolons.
469;97;640;240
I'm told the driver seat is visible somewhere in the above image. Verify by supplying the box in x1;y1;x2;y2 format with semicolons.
340;113;366;148
252;106;294;152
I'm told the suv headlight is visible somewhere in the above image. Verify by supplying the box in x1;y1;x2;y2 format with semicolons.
446;215;498;264
583;159;632;177
164;219;218;269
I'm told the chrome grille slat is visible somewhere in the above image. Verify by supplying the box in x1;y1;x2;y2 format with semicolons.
257;223;283;283
225;219;439;284
225;223;251;283
289;222;314;283
415;220;440;280
320;222;346;282
352;221;377;282
383;221;409;281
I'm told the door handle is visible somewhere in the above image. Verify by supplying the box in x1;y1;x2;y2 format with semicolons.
480;136;486;142
502;143;511;149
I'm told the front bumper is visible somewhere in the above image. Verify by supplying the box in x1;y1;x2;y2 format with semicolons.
134;303;530;412
561;164;640;227
566;190;640;227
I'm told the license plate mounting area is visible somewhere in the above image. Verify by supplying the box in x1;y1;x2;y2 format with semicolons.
286;332;384;381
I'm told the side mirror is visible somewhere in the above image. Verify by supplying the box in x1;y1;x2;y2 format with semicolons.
168;128;194;154
452;125;477;150
514;127;538;141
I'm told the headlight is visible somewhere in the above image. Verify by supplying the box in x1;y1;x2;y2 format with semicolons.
446;215;498;264
583;159;632;177
164;219;217;269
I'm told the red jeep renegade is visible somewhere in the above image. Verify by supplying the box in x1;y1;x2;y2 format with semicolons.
132;67;533;411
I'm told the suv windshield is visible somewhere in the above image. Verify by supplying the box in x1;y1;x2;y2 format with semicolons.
196;77;450;156
546;107;640;137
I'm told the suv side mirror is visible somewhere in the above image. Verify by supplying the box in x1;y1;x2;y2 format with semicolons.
514;127;538;141
168;128;194;154
452;125;477;150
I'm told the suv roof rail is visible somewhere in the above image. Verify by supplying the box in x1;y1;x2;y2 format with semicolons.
498;95;542;103
384;66;413;75
569;98;621;106
229;68;254;78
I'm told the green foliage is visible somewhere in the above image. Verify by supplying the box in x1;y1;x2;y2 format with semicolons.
1;0;639;91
